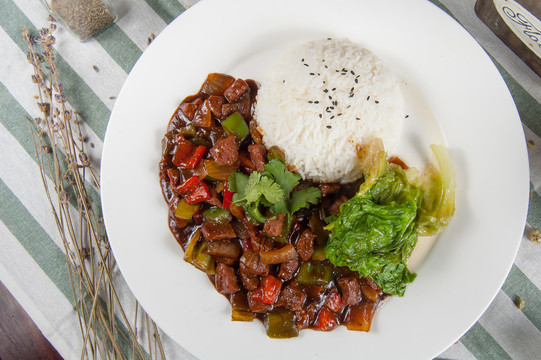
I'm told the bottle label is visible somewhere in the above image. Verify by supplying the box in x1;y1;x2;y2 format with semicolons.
494;0;541;59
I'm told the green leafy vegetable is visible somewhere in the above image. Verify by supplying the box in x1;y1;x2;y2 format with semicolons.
228;159;322;223
325;170;418;296
416;144;456;236
325;139;456;296
262;158;300;194
289;187;323;214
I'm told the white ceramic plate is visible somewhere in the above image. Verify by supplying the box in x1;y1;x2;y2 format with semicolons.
101;0;530;359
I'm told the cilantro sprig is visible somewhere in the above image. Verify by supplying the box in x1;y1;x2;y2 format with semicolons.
228;159;322;223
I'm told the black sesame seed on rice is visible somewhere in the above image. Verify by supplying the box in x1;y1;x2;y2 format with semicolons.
326;125;332;128
375;100;379;104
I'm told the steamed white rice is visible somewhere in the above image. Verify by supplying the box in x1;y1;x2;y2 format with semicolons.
255;38;404;183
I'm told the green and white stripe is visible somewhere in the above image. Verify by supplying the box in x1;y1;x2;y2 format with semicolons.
0;0;539;359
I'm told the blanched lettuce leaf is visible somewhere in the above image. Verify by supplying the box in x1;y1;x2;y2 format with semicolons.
325;140;456;296
416;144;456;236
325;166;418;296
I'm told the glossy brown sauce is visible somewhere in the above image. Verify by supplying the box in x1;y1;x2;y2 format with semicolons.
159;73;388;338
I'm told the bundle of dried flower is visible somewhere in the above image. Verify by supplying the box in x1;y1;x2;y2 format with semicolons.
23;21;165;360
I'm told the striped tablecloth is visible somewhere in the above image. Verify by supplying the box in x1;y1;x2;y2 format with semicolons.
1;0;540;359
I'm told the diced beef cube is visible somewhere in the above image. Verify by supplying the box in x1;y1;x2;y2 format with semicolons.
296;229;316;261
278;259;299;281
180;98;202;120
337;277;361;306
213;256;236;265
247;291;273;313
328;195;348;215
239;250;269;276
248;144;267;172
205;186;222;208
359;277;382;303
215;263;240;294
249;230;274;252
221;95;251;120
207;95;223;118
193;99;212;127
210;136;238;166
201;222;236;241
239;268;259;291
295;301;318;330
231;219;250;240
206;239;241;259
304;284;325;299
276;285;306;312
238;151;256;172
263;213;285;237
320;183;340;197
223;78;249;102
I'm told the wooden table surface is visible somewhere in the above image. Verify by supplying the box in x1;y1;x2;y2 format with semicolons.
0;280;62;360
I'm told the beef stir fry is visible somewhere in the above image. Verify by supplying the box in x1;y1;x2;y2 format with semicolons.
159;73;389;338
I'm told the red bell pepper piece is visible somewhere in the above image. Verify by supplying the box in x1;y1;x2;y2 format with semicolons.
174;176;210;205
313;306;338;331
222;181;234;209
186;145;206;169
185;184;210;205
175;175;203;195
251;275;282;305
172;138;206;169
